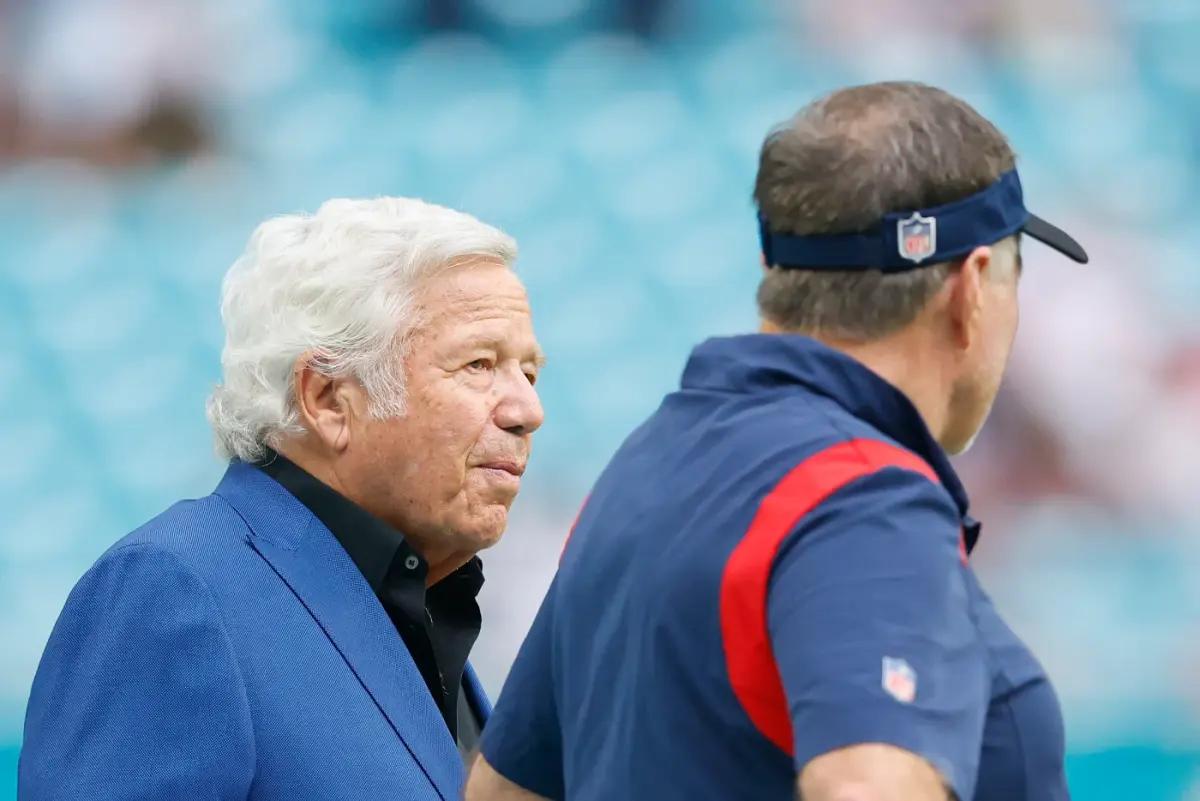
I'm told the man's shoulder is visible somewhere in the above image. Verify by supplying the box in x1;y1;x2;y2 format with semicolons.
96;490;255;595
697;387;912;475
116;491;247;555
613;385;915;506
704;381;892;444
722;400;952;523
757;393;928;474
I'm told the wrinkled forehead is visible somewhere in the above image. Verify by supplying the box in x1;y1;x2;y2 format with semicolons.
417;256;524;303
411;261;543;357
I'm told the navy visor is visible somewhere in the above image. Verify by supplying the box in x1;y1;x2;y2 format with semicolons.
758;170;1088;272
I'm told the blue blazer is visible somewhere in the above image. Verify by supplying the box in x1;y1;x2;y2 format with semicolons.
20;461;491;800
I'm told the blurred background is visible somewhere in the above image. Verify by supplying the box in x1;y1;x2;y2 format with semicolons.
1;0;1198;797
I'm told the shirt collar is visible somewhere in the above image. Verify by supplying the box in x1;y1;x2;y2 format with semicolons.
681;334;977;531
254;450;485;596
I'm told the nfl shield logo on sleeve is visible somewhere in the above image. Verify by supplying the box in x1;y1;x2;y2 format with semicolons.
881;656;917;704
897;212;937;263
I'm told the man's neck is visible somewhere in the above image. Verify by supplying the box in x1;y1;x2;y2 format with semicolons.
274;441;475;588
422;548;478;586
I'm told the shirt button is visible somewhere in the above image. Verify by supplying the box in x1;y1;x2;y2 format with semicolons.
404;555;420;571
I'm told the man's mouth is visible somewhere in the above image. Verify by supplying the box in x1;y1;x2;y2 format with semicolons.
477;460;525;477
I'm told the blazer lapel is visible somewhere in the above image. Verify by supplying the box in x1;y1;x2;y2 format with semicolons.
215;462;463;801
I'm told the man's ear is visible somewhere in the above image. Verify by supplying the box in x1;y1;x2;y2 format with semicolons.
946;245;992;351
293;356;363;454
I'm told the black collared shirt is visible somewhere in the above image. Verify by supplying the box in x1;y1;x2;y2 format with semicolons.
256;451;483;747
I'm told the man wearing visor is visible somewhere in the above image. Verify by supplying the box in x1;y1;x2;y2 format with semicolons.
468;81;1087;801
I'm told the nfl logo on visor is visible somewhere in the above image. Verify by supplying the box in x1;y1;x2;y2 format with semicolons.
898;212;937;263
881;656;917;704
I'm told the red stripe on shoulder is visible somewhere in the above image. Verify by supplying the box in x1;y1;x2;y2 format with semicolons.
718;438;939;754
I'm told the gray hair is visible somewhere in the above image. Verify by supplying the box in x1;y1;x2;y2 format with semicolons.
754;81;1016;340
206;197;517;463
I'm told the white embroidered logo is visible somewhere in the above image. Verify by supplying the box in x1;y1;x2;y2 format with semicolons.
882;656;917;704
897;212;937;263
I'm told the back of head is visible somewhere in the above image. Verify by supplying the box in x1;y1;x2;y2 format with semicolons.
754;81;1016;341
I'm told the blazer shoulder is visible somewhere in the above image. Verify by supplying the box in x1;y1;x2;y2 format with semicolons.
107;491;254;580
23;515;259;801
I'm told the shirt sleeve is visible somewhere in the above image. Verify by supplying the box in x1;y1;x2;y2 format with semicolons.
19;544;256;800
767;467;988;801
479;576;564;800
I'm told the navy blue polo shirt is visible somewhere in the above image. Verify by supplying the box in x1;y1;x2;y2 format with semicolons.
482;334;1069;801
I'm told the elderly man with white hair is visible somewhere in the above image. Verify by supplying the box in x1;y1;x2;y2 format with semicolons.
19;198;545;801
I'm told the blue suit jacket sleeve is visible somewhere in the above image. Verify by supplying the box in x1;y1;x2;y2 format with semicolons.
20;543;256;800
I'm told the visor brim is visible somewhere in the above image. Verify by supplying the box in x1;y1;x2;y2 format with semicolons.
1023;213;1089;264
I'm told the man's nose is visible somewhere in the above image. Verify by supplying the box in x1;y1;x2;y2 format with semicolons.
494;366;545;436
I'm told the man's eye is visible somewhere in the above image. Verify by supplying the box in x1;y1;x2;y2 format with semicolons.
525;371;538;386
466;359;492;372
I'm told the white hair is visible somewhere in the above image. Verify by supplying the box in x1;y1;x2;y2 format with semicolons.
206;197;518;463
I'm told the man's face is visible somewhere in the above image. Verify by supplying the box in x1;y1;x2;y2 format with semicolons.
942;240;1021;454
347;259;544;561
